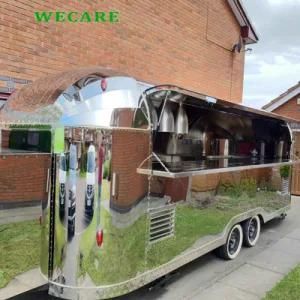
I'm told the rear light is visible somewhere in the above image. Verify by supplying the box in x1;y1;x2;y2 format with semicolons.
96;229;103;247
100;79;107;92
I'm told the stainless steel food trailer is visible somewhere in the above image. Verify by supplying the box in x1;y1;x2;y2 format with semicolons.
0;69;295;299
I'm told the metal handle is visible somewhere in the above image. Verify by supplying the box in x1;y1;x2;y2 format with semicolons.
46;168;50;193
112;172;119;199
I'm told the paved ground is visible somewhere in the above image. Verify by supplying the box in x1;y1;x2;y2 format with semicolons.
0;269;46;300
3;197;300;300
0;205;40;225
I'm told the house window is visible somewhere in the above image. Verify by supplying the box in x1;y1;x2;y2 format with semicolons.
0;92;10;108
0;76;31;107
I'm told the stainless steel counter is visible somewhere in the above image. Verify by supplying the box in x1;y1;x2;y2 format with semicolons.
137;157;295;178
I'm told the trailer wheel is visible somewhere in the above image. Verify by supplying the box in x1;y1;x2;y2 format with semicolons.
280;213;287;220
216;224;243;260
243;216;260;247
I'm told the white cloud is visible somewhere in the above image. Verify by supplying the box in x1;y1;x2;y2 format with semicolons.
259;56;300;77
268;0;300;5
242;0;300;109
243;55;300;108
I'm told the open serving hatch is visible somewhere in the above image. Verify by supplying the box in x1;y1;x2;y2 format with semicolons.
137;85;295;178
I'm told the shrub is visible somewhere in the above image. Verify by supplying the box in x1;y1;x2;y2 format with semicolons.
103;159;111;180
240;178;257;198
218;178;257;198
280;165;291;179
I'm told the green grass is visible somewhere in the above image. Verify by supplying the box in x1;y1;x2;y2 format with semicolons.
101;180;110;201
146;205;236;268
264;264;300;300
40;217;49;275
216;191;289;212
79;179;110;261
0;220;41;288
80;204;237;285
54;209;67;269
0;188;287;289
40;206;67;275
79;189;289;286
80;208;147;284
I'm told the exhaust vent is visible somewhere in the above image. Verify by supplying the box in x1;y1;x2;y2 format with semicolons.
148;204;176;243
281;178;289;195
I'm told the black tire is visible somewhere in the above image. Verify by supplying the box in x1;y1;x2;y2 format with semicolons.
216;224;243;260
242;216;261;247
280;213;287;220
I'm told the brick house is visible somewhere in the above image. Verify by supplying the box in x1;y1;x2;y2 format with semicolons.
262;82;300;195
0;0;258;207
262;82;300;120
1;0;257;103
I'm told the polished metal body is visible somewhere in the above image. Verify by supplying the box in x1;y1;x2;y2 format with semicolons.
158;101;175;133
0;70;295;300
175;102;189;135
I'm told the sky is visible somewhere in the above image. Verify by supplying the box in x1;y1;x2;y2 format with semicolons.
242;0;300;108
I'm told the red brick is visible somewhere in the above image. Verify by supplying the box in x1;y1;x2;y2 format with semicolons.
0;154;50;203
0;0;246;103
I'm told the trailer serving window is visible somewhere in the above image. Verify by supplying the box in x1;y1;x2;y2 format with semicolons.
137;86;292;177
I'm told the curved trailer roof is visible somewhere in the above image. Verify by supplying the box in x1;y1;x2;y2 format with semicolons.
143;85;298;125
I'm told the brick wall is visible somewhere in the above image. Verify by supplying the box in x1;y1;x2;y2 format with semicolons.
151;177;189;202
273;94;300;120
273;95;300;195
1;130;9;148
0;0;245;103
111;129;150;211
0;154;51;204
